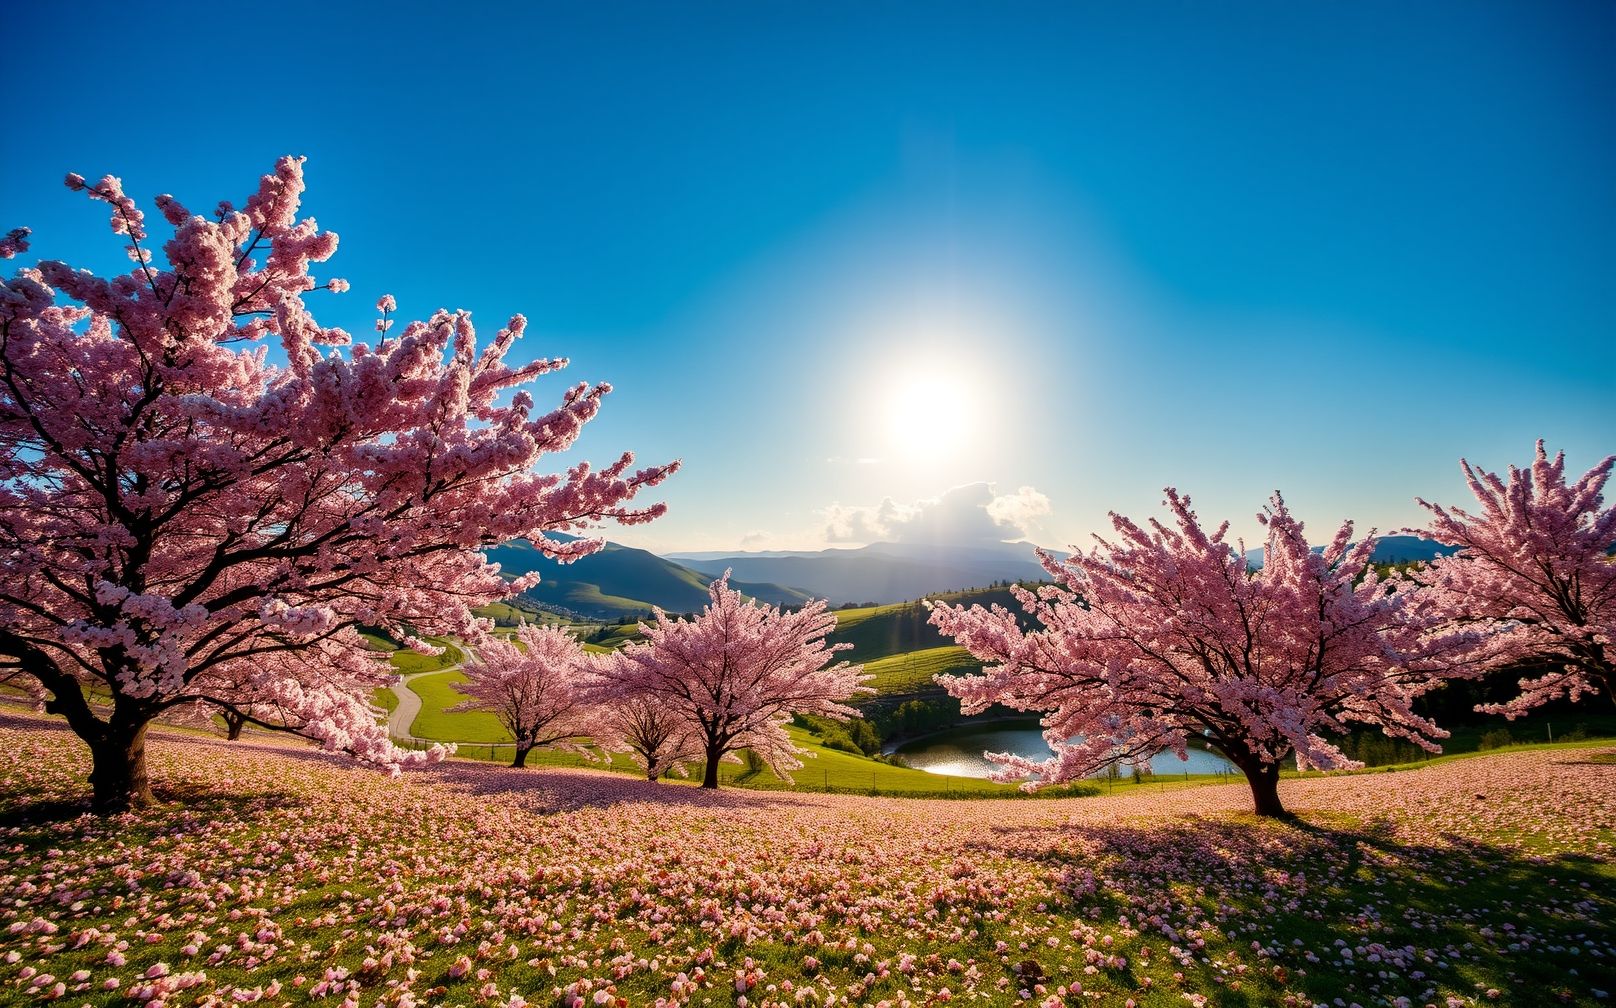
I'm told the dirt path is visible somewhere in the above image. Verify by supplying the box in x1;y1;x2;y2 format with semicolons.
387;646;477;740
387;676;427;738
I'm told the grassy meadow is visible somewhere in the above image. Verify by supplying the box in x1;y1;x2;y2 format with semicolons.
2;713;1611;1008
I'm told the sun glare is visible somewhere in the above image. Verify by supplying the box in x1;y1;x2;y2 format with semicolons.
883;367;976;462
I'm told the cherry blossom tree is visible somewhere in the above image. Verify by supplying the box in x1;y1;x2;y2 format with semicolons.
591;679;703;781
0;159;676;810
601;574;871;788
928;490;1473;816
1408;441;1615;715
449;625;599;768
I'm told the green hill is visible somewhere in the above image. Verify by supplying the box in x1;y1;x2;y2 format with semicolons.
861;645;983;694
828;584;1030;665
485;538;813;620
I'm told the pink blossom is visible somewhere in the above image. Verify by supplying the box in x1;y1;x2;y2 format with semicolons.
1408;441;1616;714
449;625;602;768
598;574;871;787
0;227;29;259
929;490;1473;816
0;157;678;810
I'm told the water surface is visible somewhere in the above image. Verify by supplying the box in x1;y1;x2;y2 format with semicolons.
895;723;1237;779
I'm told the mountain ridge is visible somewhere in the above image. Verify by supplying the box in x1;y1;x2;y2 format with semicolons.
485;537;812;620
670;540;1050;605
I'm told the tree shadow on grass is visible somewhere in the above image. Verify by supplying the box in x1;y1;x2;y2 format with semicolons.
972;811;1616;1006
419;757;809;814
0;785;299;861
1547;752;1616;766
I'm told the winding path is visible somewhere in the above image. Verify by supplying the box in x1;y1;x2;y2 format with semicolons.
386;644;481;741
386;677;424;738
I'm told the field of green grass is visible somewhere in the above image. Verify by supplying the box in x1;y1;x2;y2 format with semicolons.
415;725;1033;797
373;687;399;717
472;599;566;626
586;622;645;648
359;630;397;651
861;644;981;693
386;636;465;674
404;670;506;741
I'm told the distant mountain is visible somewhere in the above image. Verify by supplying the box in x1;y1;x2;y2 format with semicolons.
1244;534;1459;568
667;540;1051;605
486;538;813;620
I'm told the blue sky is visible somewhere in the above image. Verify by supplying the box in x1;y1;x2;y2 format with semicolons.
6;2;1613;554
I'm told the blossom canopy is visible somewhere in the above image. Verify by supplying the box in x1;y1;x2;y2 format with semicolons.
928;489;1476;816
0;157;676;809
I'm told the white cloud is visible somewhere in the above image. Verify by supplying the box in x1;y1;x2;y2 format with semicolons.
822;497;918;543
985;485;1052;532
819;482;1052;547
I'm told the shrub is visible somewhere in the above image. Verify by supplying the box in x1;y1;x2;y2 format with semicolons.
1478;729;1514;751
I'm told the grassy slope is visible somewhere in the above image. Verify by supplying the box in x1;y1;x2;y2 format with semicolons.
828;585;1025;665
527;581;660;620
861;645;982;693
373;688;399;717
386;637;465;675
489;539;812;620
587;623;646;649
405;670;506;741
472;599;565;627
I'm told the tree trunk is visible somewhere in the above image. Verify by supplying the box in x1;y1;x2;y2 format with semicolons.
1241;760;1286;817
88;719;155;812
18;645;157;814
700;743;722;789
224;710;245;741
511;743;532;769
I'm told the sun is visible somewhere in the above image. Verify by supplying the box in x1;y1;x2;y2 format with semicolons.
882;366;977;462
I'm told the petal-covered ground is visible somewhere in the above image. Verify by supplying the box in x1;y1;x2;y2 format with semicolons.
2;711;1613;1008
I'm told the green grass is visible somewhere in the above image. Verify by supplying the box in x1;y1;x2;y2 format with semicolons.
404;670;507;741
1440;713;1616;754
861;644;982;693
718;727;1022;795
830;585;1027;664
526;581;656;621
472;596;569;627
386;637;465;675
372;687;399;717
418;726;1041;797
1291;734;1616;780
588;623;645;648
358;630;397;651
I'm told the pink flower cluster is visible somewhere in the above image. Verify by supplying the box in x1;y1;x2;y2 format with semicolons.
0;157;679;799
929;491;1478;813
1407;442;1616;715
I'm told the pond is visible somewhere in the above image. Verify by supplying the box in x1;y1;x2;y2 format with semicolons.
894;721;1238;779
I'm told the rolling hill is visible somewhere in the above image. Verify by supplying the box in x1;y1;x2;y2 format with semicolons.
485;538;813;620
827;584;1029;665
